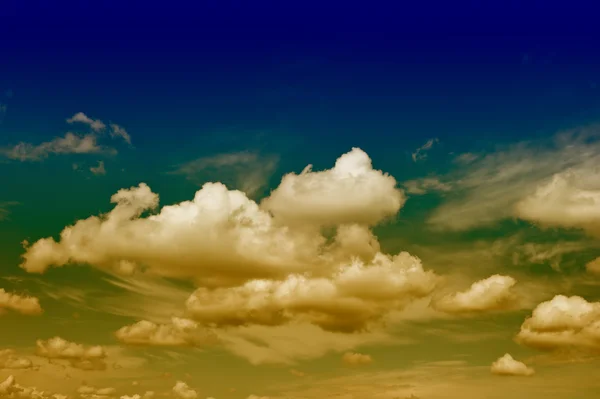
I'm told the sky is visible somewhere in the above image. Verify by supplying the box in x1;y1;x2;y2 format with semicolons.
2;2;600;398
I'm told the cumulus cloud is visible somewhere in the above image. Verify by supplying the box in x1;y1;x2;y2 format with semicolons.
490;353;534;376
516;295;600;351
185;252;437;332
0;375;62;399
172;381;197;399
20;149;413;291
67;112;106;132
115;317;218;347
0;288;43;315
515;169;600;235
432;275;519;314
0;349;33;369
342;351;373;366
77;384;117;399
261;148;405;227
36;337;107;370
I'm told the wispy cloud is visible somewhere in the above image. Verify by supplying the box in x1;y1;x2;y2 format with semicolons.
171;151;279;196
90;160;106;176
411;138;439;162
0;201;19;221
419;126;600;230
2;112;131;162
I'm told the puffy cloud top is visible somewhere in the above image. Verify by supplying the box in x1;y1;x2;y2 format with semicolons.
516;295;600;351
262;148;405;227
0;288;43;315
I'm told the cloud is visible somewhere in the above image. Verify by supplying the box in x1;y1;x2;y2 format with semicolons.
586;257;600;274
0;288;43;315
115;317;219;347
216;323;396;365
35;337;107;370
515;169;600;235
342;351;373;366
432;275;519;314
185;252;437;332
90;160;106;176
0;350;33;370
490;354;534;376
262;148;405;227
19;149;412;290
0;201;19;221
2;133;111;161
411;138;439;162
172;151;278;197
425;126;600;230
0;375;67;399
172;381;197;399
403;177;452;195
67;112;106;132
77;384;117;399
109;124;131;145
516;295;600;351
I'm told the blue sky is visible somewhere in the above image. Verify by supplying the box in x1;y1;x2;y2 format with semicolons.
2;2;600;399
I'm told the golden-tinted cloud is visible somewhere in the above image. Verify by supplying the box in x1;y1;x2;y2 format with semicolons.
0;289;43;316
490;354;534;376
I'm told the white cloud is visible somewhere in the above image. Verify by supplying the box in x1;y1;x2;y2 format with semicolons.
412;138;439;162
262;148;405;227
516;295;600;351
515;169;600;235
90;161;106;176
172;381;197;399
490;353;534;376
432;275;519;314
20;149;412;291
77;384;116;399
342;351;373;366
67;112;106;132
115;317;218;347
0;288;43;315
35;337;107;370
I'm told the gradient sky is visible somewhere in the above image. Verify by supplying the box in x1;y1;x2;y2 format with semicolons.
2;2;600;399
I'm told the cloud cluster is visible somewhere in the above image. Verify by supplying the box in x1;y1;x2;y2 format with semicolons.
0;349;33;369
0;375;65;399
490;353;534;376
432;275;519;314
115;317;218;347
185;252;437;332
516;295;600;351
0;288;43;315
2;112;129;162
36;337;107;370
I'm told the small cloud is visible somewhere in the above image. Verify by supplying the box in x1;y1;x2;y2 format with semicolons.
2;133;112;161
172;381;197;399
403;177;452;195
453;152;479;164
66;112;106;132
0;201;19;221
290;369;306;377
411;138;439;162
0;288;43;315
90;160;106;176
491;353;535;376
110;123;132;145
342;351;373;366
